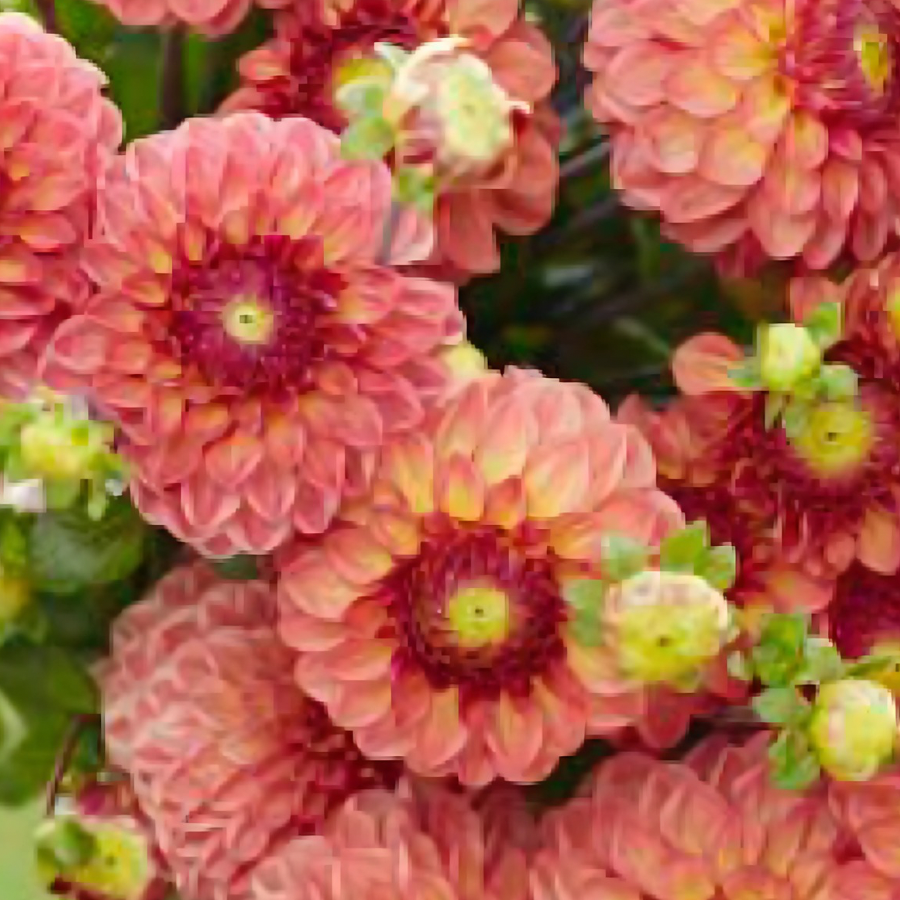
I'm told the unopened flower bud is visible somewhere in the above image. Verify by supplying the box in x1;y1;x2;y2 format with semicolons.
758;323;822;392
385;37;528;182
603;569;732;686
20;417;109;482
808;678;898;781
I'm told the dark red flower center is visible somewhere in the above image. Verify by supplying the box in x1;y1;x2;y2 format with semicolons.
383;524;566;702
257;0;438;130
783;0;900;127
831;565;900;681
714;389;900;555
168;235;344;395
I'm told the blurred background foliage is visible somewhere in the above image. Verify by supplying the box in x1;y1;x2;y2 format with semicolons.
0;0;767;893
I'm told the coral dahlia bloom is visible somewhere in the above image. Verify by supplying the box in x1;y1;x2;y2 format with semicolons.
99;563;395;900
252;781;532;900
42;112;462;557
0;13;121;400
532;733;891;900
666;333;900;578
278;369;684;786
91;0;289;38
223;0;559;276
619;393;836;612
584;0;900;275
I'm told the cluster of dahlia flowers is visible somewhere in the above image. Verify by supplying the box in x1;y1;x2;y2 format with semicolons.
7;0;900;899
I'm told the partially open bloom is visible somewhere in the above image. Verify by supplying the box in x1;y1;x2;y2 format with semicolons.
0;14;121;400
223;0;559;276
584;0;900;275
808;678;898;781
252;781;531;900
667;332;900;578
42;113;462;556
278;369;683;785
603;569;733;687
619;393;837;612
532;734;893;900
99;563;395;900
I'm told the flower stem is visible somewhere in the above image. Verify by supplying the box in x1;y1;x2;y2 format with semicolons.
45;714;94;816
159;26;187;131
35;0;57;33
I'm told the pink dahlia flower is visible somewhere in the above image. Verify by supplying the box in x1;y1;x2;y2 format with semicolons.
278;368;684;786
222;0;559;277
42;112;463;557
0;13;121;399
252;780;531;900
665;330;900;580
99;563;396;900
584;0;900;275
533;733;892;900
91;0;290;38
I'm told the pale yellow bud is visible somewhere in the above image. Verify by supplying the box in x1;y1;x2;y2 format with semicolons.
758;323;822;392
808;678;898;781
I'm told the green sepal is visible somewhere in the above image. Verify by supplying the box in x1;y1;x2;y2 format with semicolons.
764;393;786;429
335;79;388;119
35;817;97;871
599;533;648;582
340;115;396;161
804;301;843;350
781;401;811;441
569;608;605;647
696;543;738;592
847;653;900;679
750;613;809;687
795;637;846;685
818;364;858;401
768;730;821;791
729;359;763;390
393;165;437;214
659;520;710;574
752;686;811;726
212;555;261;582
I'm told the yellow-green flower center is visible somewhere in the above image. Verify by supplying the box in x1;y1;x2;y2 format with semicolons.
222;297;276;346
790;400;874;479
856;25;892;94
61;825;152;900
446;584;511;648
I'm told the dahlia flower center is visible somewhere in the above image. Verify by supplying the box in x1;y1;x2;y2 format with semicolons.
221;297;276;346
446;584;512;648
388;528;566;699
169;237;343;394
784;0;900;125
789;400;875;479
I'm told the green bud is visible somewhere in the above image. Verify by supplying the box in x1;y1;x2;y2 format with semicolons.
758;323;822;393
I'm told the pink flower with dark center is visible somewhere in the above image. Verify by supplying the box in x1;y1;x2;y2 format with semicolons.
99;562;397;900
42;112;463;557
584;0;900;275
0;13;121;399
668;333;900;579
223;0;559;277
278;369;685;786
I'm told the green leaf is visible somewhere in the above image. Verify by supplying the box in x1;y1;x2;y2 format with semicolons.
696;543;738;592
340;115;396;161
569;608;604;647
0;516;28;575
659;520;710;573
0;644;98;715
729;359;762;390
29;498;146;596
781;401;811;441
804;301;843;350
819;364;858;401
752;687;811;726
752;613;810;686
393;165;437;214
796;637;846;684
764;393;786;429
212;555;261;582
768;729;821;791
599;533;648;582
847;653;900;679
